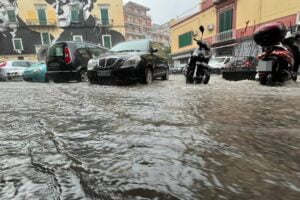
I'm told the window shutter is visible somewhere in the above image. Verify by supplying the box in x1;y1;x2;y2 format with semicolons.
101;8;109;25
14;40;22;50
71;10;79;22
42;33;50;45
38;9;47;25
179;32;192;48
7;10;16;23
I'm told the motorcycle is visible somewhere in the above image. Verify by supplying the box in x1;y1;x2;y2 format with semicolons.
254;22;297;85
186;25;212;84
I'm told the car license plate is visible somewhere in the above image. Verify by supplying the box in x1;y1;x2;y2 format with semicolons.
257;60;273;71
97;70;111;77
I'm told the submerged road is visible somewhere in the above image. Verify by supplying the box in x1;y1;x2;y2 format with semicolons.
0;75;300;200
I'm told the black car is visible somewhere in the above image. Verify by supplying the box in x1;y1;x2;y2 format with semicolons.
87;39;169;84
46;41;107;82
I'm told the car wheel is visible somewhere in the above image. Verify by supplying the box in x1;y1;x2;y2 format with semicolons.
143;68;153;84
162;70;169;80
78;70;88;82
292;73;297;81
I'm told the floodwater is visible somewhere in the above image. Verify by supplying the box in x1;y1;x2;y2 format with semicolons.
0;75;299;200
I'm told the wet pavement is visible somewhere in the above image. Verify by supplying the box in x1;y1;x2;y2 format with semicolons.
0;75;300;200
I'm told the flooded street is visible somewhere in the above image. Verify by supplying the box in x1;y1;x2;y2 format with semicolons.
0;75;300;200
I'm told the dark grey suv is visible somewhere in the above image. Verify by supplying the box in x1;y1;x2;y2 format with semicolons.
46;41;107;83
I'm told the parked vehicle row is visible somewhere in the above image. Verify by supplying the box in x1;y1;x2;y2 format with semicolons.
0;60;34;81
1;22;299;86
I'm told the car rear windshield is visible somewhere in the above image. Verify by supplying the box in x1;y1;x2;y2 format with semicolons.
110;40;149;53
48;43;64;57
209;58;226;64
12;61;30;67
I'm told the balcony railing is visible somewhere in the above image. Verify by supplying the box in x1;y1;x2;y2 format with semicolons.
213;29;236;44
26;19;56;27
95;19;113;27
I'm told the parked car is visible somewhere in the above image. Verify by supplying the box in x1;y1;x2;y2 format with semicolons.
0;60;33;81
46;41;107;83
209;56;233;73
87;39;169;84
23;62;48;82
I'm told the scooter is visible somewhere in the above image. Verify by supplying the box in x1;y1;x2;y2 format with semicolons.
254;22;297;85
185;26;212;84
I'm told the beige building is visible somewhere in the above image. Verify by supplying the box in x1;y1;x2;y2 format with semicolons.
151;23;171;46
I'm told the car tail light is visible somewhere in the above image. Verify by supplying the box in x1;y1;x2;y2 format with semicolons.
64;47;72;64
0;61;7;67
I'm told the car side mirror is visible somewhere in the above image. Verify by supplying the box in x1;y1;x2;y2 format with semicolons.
151;48;158;54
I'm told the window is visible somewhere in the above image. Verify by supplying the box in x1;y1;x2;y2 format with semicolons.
37;8;47;25
7;10;17;23
12;61;30;67
179;32;192;48
100;7;109;25
73;35;83;42
71;9;80;22
219;9;233;32
48;43;64;57
102;35;112;49
41;32;50;45
12;38;23;51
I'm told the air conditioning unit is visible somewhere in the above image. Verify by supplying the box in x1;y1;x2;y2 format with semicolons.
207;24;214;31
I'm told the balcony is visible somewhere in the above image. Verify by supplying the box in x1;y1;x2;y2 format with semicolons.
95;19;113;27
126;30;145;36
212;29;236;44
26;19;56;27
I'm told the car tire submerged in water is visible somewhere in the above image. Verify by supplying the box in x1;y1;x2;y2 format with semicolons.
162;70;169;80
77;70;87;82
143;68;153;84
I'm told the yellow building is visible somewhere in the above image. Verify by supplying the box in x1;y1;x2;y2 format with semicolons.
170;0;300;67
0;0;126;61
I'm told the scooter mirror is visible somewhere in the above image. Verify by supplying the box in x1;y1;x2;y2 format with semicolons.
199;25;205;34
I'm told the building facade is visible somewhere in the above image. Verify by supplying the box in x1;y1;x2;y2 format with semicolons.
170;0;300;67
124;1;152;40
151;23;171;46
0;0;126;61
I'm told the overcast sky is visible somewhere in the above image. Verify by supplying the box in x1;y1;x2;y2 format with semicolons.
123;0;201;25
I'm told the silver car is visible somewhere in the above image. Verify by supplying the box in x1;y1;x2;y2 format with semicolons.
0;60;33;81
